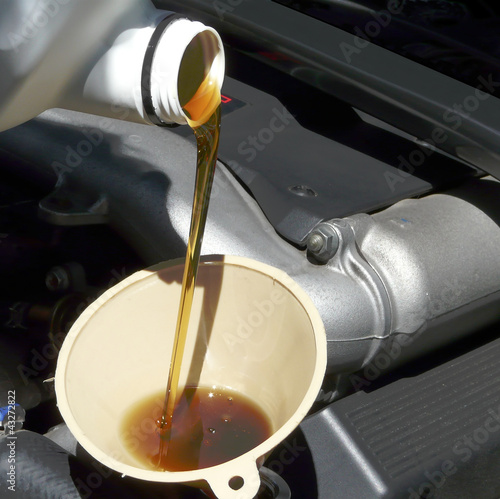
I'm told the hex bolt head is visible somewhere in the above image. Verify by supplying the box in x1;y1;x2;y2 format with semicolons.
307;224;340;263
307;233;324;253
45;266;71;291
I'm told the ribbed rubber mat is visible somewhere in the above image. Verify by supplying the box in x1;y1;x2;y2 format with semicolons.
302;337;500;499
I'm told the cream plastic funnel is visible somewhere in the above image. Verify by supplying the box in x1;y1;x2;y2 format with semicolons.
55;255;327;498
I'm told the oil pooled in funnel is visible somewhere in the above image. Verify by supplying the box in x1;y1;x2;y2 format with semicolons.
121;386;272;471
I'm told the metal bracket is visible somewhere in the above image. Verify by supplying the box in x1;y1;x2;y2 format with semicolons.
39;178;108;226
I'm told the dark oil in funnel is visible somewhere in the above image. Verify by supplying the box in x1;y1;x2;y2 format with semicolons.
121;386;272;471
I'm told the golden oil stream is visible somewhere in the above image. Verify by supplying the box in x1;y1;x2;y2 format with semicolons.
157;72;221;466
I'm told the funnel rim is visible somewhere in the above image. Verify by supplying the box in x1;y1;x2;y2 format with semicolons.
55;255;327;485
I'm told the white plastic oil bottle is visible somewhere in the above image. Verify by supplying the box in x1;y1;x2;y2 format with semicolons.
0;0;224;131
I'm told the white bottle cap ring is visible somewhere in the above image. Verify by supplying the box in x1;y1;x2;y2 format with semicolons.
141;13;185;127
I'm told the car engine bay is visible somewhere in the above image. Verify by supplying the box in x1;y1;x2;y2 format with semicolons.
1;0;500;497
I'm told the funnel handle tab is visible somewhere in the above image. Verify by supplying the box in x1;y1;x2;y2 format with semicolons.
206;458;261;499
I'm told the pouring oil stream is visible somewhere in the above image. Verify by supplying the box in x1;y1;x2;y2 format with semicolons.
157;72;221;465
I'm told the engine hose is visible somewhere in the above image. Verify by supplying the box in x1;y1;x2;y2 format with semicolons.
0;430;211;498
0;431;160;498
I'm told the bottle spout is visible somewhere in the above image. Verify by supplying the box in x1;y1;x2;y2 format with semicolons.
145;15;225;127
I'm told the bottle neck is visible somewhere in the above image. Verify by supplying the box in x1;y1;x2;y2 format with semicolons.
63;14;225;127
147;17;225;127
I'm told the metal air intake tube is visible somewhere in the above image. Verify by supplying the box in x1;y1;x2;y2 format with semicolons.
310;180;500;380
